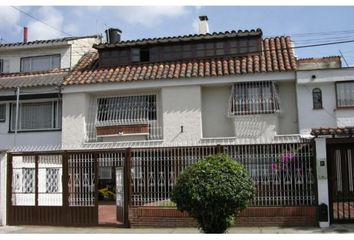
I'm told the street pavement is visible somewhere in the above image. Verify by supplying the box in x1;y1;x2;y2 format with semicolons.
0;224;354;234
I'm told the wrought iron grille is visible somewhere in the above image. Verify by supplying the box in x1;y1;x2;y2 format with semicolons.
229;81;280;115
68;153;95;207
130;142;316;207
11;155;36;206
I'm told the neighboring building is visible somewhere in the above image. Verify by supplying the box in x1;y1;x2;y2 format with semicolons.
0;33;101;225
296;56;354;226
1;17;353;228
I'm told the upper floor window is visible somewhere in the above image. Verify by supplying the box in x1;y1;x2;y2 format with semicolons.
229;81;280;115
0;104;6;122
10;100;62;132
95;94;161;139
96;95;157;126
0;59;9;73
20;54;60;72
336;82;354;108
312;88;323;109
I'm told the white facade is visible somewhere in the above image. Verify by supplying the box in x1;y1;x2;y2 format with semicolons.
296;67;354;134
0;37;100;73
61;73;300;148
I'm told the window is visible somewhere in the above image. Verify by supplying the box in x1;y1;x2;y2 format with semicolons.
0;104;5;122
312;88;323;109
336;82;354;107
21;54;60;72
10;100;62;131
0;59;3;73
46;168;60;193
229;81;280;115
131;48;150;62
96;94;157;125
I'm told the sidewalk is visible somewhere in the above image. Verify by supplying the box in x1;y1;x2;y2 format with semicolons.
0;224;354;234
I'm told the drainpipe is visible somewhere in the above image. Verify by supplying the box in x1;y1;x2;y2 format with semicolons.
14;87;20;147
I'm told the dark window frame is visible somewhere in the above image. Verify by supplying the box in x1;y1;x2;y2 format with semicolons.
20;54;61;72
8;99;62;133
312;88;323;109
0;103;6;122
0;59;3;73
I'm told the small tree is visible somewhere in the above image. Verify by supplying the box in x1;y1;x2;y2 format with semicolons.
171;154;255;233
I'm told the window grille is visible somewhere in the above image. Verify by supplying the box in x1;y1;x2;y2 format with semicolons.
0;104;5;122
10;100;62;131
312;88;323;109
97;95;156;126
20;54;61;72
336;82;354;107
229;81;280;115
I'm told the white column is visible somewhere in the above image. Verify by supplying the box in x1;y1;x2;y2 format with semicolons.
0;153;7;226
315;137;330;228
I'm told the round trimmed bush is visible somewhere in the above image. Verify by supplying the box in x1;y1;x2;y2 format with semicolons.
171;154;255;233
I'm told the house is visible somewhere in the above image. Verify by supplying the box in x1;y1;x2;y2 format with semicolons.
2;16;350;228
296;57;354;226
0;32;101;225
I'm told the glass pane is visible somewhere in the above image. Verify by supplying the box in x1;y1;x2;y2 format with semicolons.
31;56;51;71
21;58;31;72
337;82;354;107
51;55;60;69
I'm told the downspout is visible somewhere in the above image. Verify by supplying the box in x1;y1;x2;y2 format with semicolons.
14;87;20;147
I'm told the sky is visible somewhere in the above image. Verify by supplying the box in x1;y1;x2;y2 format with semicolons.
1;5;354;65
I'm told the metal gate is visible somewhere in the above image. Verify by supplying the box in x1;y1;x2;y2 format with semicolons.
328;144;354;223
7;150;130;227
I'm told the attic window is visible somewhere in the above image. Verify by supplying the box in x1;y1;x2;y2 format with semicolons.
229;81;280;115
131;48;150;63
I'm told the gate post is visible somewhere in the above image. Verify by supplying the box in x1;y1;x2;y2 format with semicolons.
315;137;330;228
124;148;132;227
62;152;69;226
6;153;12;225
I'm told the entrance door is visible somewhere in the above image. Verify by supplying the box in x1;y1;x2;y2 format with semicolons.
328;145;354;223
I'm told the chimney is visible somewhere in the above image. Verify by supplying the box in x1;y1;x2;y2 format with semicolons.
198;16;209;34
23;27;28;43
105;28;122;44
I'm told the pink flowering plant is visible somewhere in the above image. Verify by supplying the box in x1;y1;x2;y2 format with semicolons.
272;150;296;172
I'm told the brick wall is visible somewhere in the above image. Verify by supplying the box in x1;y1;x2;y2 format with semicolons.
129;207;317;228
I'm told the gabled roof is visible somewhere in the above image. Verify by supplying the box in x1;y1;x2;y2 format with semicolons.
94;29;262;49
0;69;68;89
0;35;101;49
64;36;296;86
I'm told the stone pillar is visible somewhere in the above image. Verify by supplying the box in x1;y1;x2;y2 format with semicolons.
315;137;330;228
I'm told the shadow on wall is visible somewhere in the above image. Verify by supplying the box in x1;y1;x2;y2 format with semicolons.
234;115;277;139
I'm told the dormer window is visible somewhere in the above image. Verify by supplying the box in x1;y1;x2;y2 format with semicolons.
131;48;150;63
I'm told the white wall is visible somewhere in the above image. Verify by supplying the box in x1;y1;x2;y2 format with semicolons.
62;92;91;147
0;152;6;225
296;69;354;133
69;38;100;68
278;81;299;134
161;86;202;143
0;46;71;73
201;85;234;138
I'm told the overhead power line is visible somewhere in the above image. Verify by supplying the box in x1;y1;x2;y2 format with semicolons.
11;6;73;37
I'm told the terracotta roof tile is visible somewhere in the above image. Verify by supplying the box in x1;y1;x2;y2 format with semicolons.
311;127;354;137
63;36;296;86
